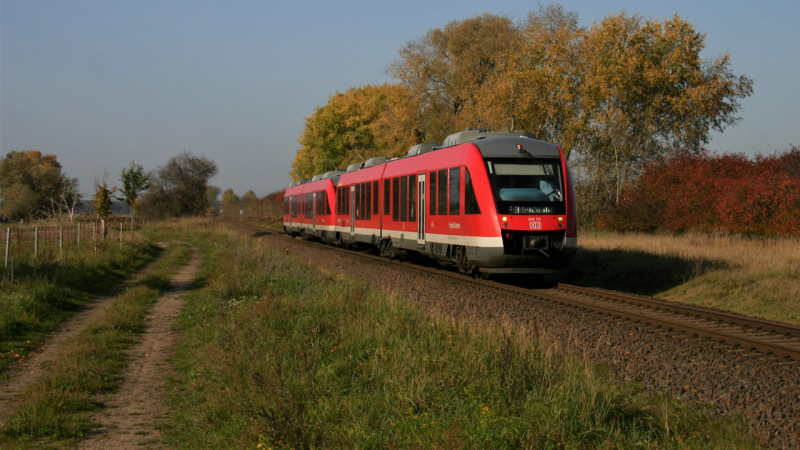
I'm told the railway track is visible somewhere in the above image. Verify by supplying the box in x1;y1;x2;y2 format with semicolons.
222;219;800;362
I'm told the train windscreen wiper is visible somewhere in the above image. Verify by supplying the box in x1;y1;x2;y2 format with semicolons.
516;144;562;201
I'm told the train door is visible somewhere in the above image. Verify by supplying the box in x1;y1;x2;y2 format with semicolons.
312;192;317;232
417;173;426;245
350;185;356;237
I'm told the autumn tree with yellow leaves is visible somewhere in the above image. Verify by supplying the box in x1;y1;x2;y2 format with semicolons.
290;7;752;225
290;84;418;180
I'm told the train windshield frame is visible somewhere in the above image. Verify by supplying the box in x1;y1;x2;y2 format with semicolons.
485;157;565;215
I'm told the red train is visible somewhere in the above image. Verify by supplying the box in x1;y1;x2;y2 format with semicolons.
283;129;577;276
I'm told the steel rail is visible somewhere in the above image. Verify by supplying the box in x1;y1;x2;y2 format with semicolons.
221;219;800;360
554;284;800;338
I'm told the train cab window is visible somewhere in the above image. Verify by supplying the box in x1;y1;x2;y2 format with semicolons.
429;171;437;215
449;167;460;215
366;182;372;220
373;181;379;215
384;179;390;215
437;169;448;215
400;176;408;222
465;168;481;214
392;177;400;221
409;174;416;221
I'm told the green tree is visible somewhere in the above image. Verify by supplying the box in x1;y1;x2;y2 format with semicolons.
241;190;257;202
221;188;239;206
0;150;71;219
92;172;115;239
141;152;218;217
118;161;151;218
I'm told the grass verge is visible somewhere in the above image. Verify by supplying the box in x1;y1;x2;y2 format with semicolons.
161;221;759;449
0;240;160;374
0;241;192;448
569;231;800;325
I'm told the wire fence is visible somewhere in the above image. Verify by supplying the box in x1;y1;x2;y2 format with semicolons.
2;218;146;269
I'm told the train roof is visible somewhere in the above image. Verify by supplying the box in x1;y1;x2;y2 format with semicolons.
407;142;441;156
443;129;534;147
475;137;561;159
442;129;561;158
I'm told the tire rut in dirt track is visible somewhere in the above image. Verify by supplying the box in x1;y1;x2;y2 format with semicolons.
0;244;168;423
77;244;202;450
264;233;800;449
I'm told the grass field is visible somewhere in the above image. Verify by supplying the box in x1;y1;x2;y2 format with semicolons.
156;220;759;449
0;240;160;374
570;231;800;325
1;241;191;447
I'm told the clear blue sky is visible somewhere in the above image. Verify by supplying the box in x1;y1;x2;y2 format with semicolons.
2;0;798;196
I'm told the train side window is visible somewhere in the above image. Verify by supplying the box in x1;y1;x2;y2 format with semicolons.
437;169;448;215
361;183;366;219
449;167;460;215
400;176;408;222
392;177;400;221
384;179;390;215
366;182;372;220
362;183;367;220
373;181;379;215
409;174;416;222
429;171;437;215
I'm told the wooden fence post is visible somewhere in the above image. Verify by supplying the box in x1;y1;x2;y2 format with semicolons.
4;228;9;269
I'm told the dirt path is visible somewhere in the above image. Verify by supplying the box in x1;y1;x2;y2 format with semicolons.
77;246;202;449
0;244;168;423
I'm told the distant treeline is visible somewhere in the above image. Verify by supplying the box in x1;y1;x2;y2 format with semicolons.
0;150;218;221
217;188;284;220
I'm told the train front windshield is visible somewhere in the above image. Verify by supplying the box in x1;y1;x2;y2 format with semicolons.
485;158;565;215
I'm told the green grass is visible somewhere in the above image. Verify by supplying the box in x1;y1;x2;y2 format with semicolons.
0;241;162;374
160;222;760;449
0;241;192;448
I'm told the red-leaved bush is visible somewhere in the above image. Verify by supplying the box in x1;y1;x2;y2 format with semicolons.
598;145;800;235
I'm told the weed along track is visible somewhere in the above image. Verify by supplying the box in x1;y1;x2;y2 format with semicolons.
224;219;800;448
